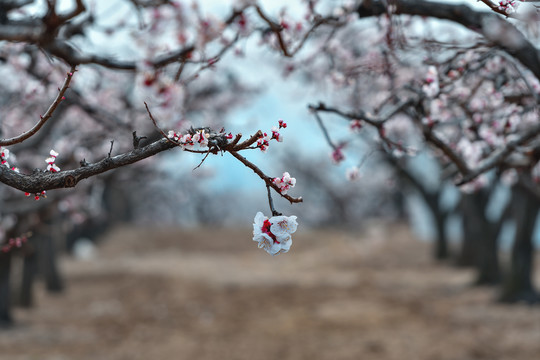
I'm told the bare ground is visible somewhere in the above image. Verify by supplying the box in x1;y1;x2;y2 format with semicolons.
1;222;540;360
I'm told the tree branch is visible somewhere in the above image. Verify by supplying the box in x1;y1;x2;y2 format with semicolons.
358;0;540;81
0;138;177;193
0;65;76;146
228;150;303;204
456;122;540;185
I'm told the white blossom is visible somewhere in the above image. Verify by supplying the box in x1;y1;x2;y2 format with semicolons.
253;212;298;256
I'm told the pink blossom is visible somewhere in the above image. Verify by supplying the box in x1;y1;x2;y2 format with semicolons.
331;147;345;164
256;133;271;152
273;172;296;194
422;66;439;98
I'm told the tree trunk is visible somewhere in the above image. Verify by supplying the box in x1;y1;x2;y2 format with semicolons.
19;242;37;308
457;191;501;285
499;183;539;304
39;234;64;293
0;253;13;327
456;193;482;267
431;196;449;260
475;224;501;286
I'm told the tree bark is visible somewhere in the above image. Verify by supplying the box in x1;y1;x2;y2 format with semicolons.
0;253;13;326
19;241;37;308
457;191;501;285
499;182;539;303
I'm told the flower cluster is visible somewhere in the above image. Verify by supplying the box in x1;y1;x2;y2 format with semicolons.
1;147;19;172
45;149;60;172
257;119;287;152
25;191;47;201
168;129;209;148
252;212;298;255
498;0;518;14
256;133;271;152
331;146;345;164
1;233;29;253
272;172;296;194
422;66;439;98
350;119;363;132
1;147;9;167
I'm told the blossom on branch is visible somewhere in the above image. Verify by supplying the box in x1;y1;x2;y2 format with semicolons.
331;146;345;164
273;172;296;194
497;0;518;14
252;212;298;256
45;149;60;173
0;147;10;167
271;126;283;142
192;129;209;147
256;132;271;152
422;66;439;98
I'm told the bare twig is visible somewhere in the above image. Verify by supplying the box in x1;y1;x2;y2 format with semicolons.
266;184;281;216
108;140;114;158
312;110;339;151
0;65;76;146
228;150;303;204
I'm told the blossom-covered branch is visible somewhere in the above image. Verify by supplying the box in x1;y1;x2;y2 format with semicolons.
357;0;540;81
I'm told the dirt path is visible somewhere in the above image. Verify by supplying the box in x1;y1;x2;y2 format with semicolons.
1;223;539;360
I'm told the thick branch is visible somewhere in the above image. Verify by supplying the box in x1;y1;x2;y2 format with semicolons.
47;42;194;70
0;138;176;193
358;0;540;81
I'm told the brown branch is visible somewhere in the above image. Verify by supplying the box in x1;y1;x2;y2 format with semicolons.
0;138;177;193
228;150;303;204
0;65;76;146
358;0;540;81
233;130;263;151
311;110;339;151
48;42;195;70
309;102;382;127
255;5;291;57
57;0;86;24
477;0;517;18
422;126;471;176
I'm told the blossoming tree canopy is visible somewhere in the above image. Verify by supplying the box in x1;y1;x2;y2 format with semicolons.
2;0;540;254
0;0;307;254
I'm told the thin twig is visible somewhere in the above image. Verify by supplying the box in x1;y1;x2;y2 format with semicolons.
108;140;114;158
193;152;211;170
233;130;263;150
229;150;303;204
312;110;339;151
0;65;76;146
266;184;281;216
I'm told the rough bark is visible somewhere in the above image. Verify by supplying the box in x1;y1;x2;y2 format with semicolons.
499;182;540;303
